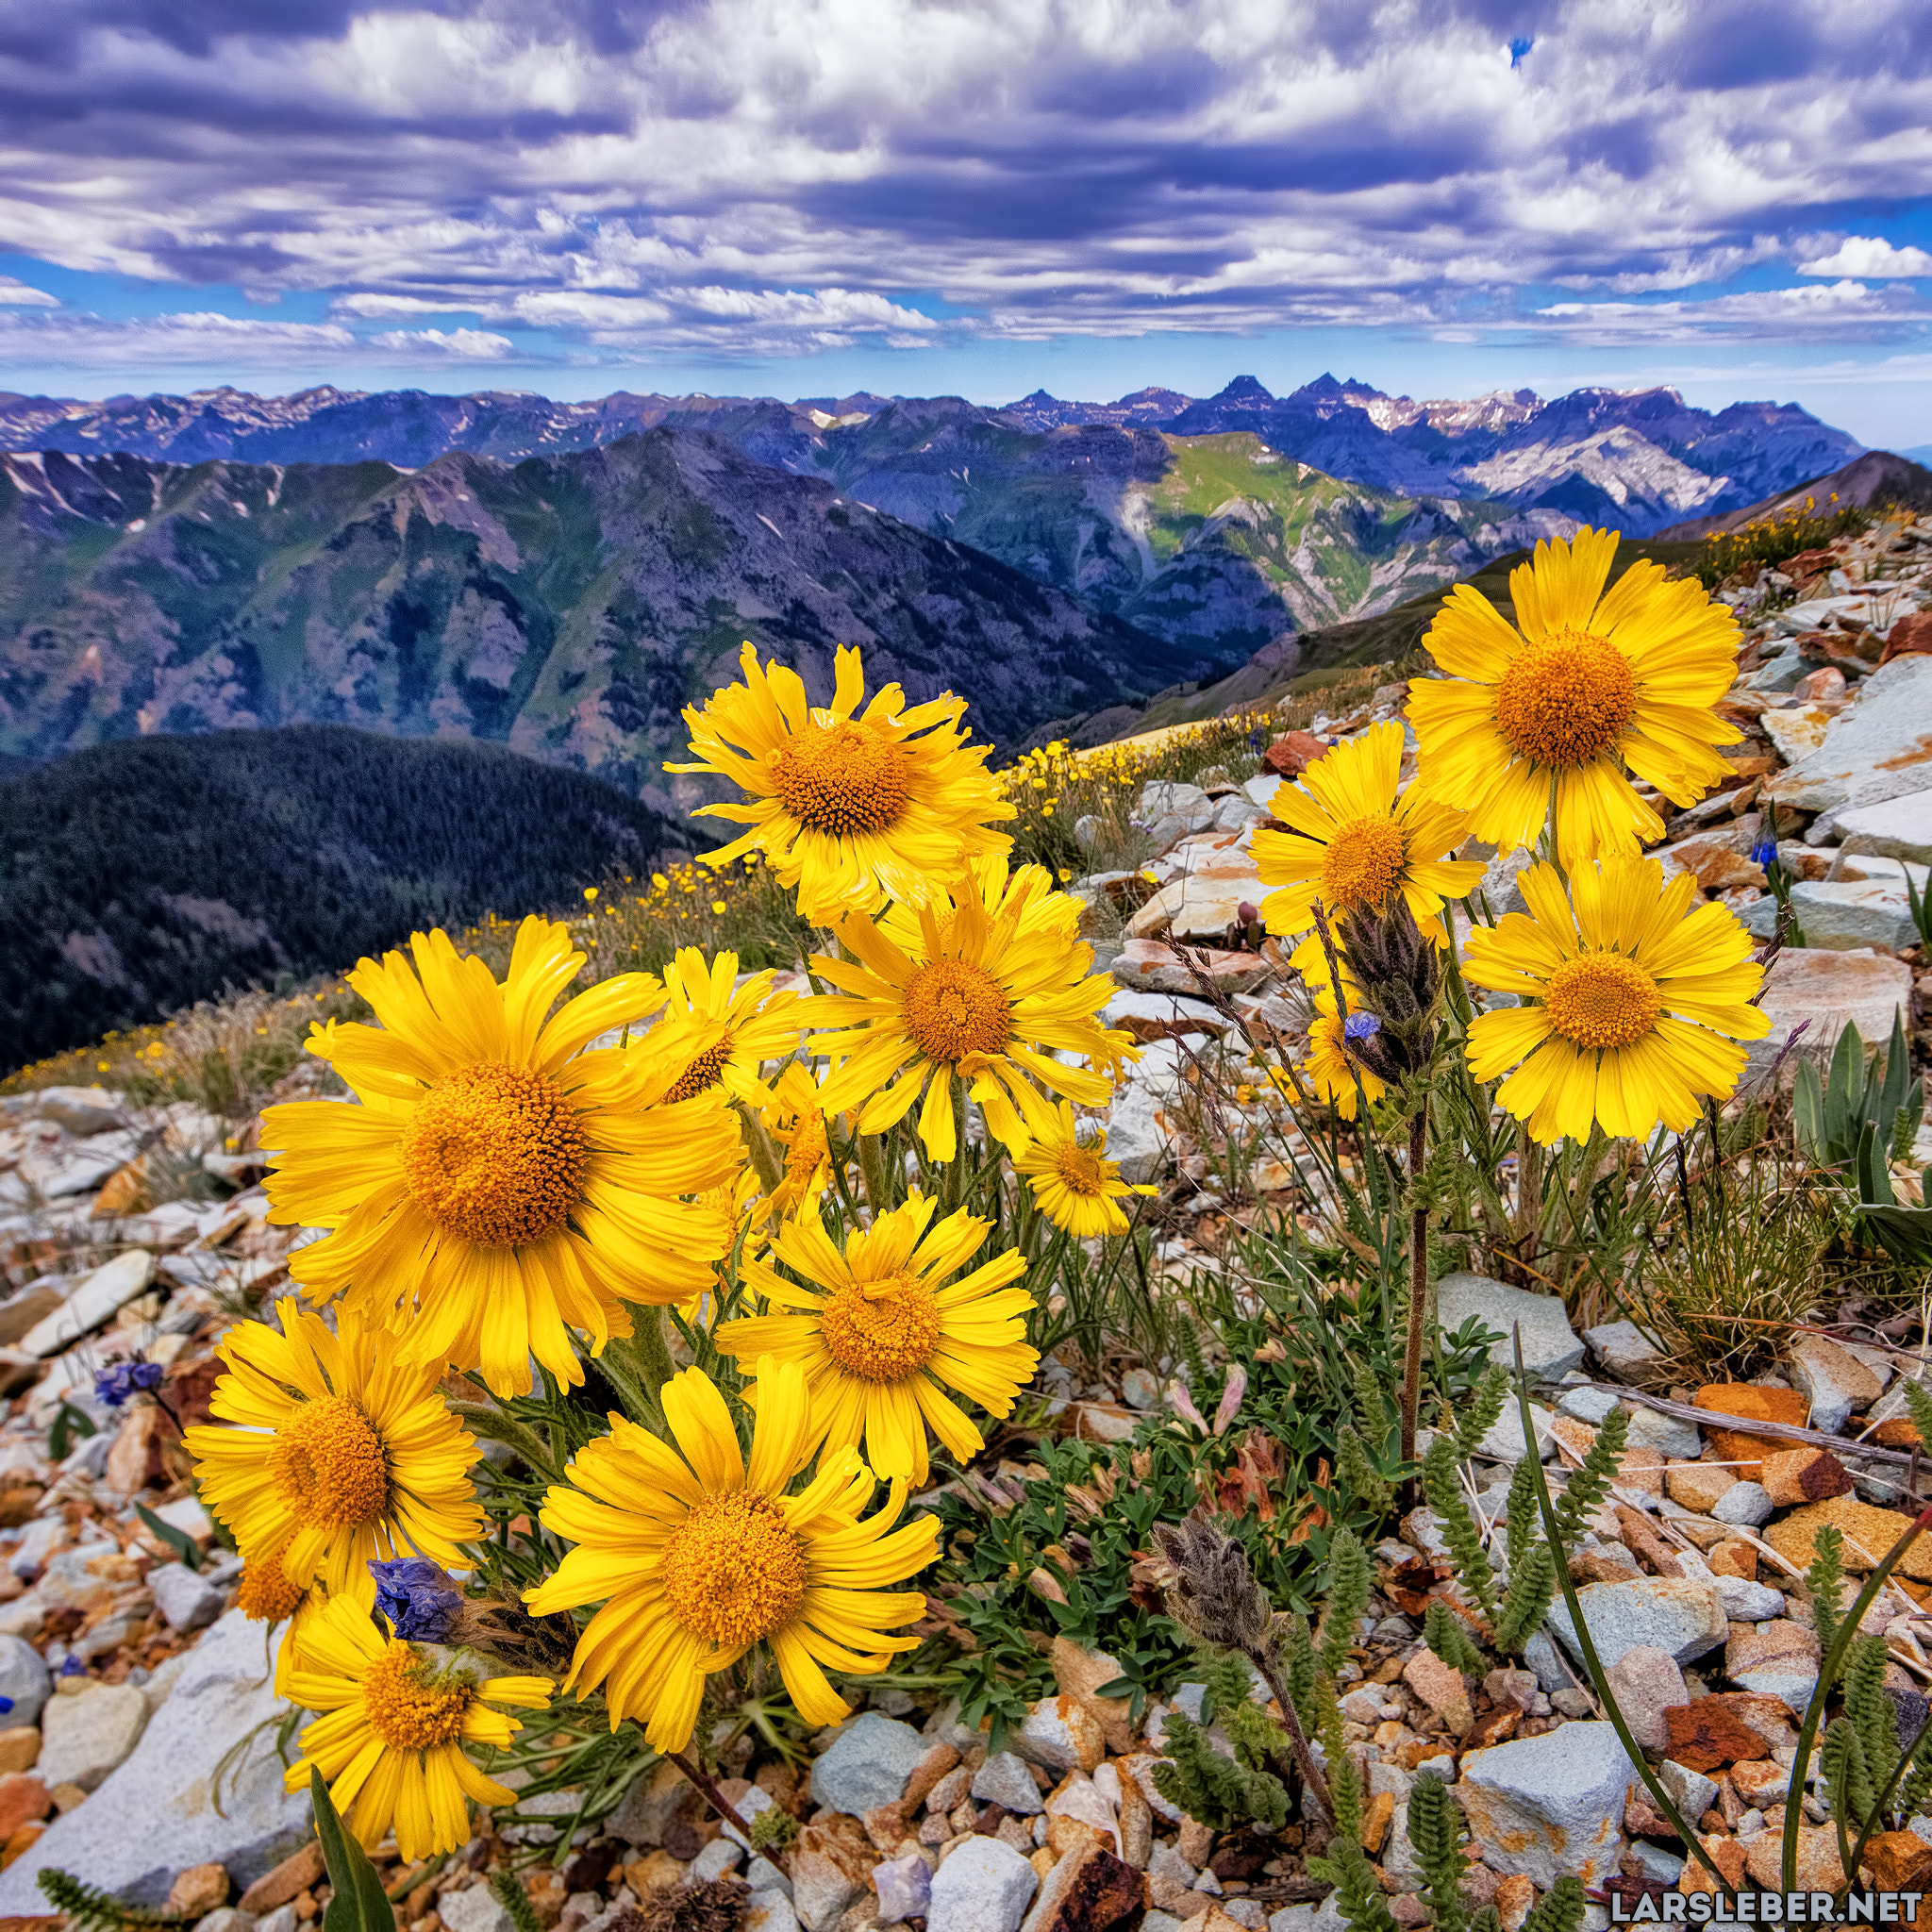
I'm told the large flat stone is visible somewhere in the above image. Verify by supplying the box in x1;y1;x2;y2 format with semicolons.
19;1249;155;1357
1436;1274;1584;1381
809;1712;931;1816
1746;948;1913;1080
1740;880;1918;952
1837;791;1932;866
0;1609;312;1908
1770;654;1932;821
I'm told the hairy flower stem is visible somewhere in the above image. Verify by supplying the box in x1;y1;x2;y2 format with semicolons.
736;1102;785;1193
857;1128;891;1214
669;1747;766;1854
1251;1645;1337;1844
1400;1107;1428;1478
603;1304;676;1432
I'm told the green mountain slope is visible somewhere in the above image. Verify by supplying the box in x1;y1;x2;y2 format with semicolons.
0;724;675;1066
1106;530;1711;738
768;409;1573;661
0;430;1194;797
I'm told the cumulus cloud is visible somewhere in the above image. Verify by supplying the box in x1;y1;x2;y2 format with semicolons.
0;0;1928;360
1798;236;1932;278
368;325;515;358
0;277;58;307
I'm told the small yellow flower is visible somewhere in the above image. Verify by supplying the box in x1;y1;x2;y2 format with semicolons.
282;1595;552;1859
525;1358;934;1751
1012;1102;1155;1237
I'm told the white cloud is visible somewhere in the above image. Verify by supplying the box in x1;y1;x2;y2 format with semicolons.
1798;236;1932;278
1533;279;1932;344
0;0;1931;363
0;277;57;308
368;326;515;358
0;310;356;365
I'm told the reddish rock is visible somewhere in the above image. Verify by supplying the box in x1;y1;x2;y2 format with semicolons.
1864;1830;1932;1890
1881;611;1932;665
0;1779;47;1844
167;1864;230;1919
1745;1824;1844;1890
1692;1385;1810;1478
1758;1447;1855;1507
238;1841;325;1915
1024;1840;1145;1932
1262;731;1332;778
1661;1701;1766;1772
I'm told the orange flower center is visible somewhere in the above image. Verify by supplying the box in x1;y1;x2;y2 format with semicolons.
1051;1142;1109;1198
401;1062;589;1247
1494;628;1639;769
269;1395;390;1530
821;1274;942;1382
770;720;912;839
663;1491;808;1647
361;1641;475;1751
236;1539;307;1623
1542;953;1661;1051
903;959;1011;1063
666;1038;734;1104
1319;817;1408;912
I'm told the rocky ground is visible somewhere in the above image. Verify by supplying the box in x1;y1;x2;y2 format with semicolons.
0;521;1926;1927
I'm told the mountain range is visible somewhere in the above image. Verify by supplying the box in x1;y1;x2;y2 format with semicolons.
0;375;1869;796
0;431;1192;802
0;374;1861;539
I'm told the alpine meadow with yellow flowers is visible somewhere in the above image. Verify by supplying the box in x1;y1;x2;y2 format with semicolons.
57;517;1920;1924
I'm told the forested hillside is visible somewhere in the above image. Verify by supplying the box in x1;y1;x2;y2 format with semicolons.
0;724;672;1063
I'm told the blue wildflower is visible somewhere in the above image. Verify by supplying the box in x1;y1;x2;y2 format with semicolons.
369;1557;465;1643
1750;836;1777;867
58;1656;84;1676
94;1361;164;1407
1343;1012;1382;1041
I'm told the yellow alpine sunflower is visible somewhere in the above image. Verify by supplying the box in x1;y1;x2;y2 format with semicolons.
259;916;743;1397
281;1593;553;1859
634;948;805;1109
185;1304;484;1602
715;1195;1036;1485
1011;1102;1155;1237
1252;722;1482;980
524;1358;935;1753
1408;527;1741;861
1300;979;1388;1122
761;1060;836;1218
233;1531;326;1696
809;876;1135;1161
1462;855;1770;1145
667;642;1014;922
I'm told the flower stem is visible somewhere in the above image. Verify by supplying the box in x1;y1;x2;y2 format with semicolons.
604;1305;676;1432
1400;1107;1428;1474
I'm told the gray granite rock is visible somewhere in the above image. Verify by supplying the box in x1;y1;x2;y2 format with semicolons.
809;1711;931;1816
1712;1481;1774;1527
1547;1577;1728;1669
150;1562;225;1634
441;1888;516;1932
973;1751;1045;1816
1437;1274;1584;1380
0;1608;312;1908
0;1634;49;1729
928;1840;1038;1932
1455;1723;1635;1889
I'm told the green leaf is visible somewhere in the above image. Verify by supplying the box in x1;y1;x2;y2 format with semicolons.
136;1502;203;1573
49;1400;96;1462
312;1769;397;1932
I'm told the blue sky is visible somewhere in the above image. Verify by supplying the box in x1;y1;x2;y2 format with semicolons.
2;0;1932;445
